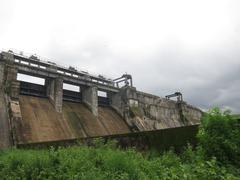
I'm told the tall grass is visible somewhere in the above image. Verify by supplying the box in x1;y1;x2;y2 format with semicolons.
0;142;238;179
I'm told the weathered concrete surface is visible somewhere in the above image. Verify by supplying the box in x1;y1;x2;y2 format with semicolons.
13;95;131;144
1;57;20;99
17;95;74;144
9;100;23;145
98;106;130;135
0;51;118;93
82;86;98;116
10;81;20;99
0;90;11;149
63;102;130;137
46;77;63;113
110;87;203;132
0;62;5;88
0;51;203;147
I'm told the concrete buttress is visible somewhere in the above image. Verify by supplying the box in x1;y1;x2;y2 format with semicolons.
46;77;63;113
82;86;98;116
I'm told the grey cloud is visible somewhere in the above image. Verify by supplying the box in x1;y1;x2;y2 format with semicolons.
1;0;240;113
44;40;240;113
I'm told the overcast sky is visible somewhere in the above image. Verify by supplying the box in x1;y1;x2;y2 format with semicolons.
1;0;240;113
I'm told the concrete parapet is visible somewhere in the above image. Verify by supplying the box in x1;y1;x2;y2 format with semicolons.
82;86;98;116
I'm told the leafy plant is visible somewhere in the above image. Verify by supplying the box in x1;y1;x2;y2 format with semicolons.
198;107;240;167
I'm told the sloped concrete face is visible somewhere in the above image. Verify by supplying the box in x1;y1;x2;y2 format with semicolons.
14;96;74;144
10;95;130;145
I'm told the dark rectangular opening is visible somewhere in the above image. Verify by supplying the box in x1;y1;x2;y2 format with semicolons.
17;73;47;97
63;83;82;102
98;91;109;106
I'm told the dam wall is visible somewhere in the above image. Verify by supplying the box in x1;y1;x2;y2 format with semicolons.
0;50;203;148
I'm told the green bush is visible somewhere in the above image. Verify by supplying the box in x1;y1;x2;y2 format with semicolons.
0;141;238;179
198;107;240;167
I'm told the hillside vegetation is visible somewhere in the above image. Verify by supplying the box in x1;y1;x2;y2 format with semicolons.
0;108;239;179
232;114;240;120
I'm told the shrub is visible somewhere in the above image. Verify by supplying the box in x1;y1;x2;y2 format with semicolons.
198;107;240;167
0;141;238;179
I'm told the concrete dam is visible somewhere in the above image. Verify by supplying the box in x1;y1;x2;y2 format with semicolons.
0;50;203;149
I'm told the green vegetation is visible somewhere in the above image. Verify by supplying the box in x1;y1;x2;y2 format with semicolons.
198;108;240;167
232;114;240;120
0;108;239;179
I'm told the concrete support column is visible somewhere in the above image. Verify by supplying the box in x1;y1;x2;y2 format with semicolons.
3;64;20;99
5;64;17;80
82;86;98;116
10;81;20;99
54;77;63;113
0;52;20;99
109;92;124;117
46;77;63;113
46;78;54;100
109;86;137;113
109;86;139;130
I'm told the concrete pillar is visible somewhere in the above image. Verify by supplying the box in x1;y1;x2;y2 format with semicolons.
109;92;124;117
0;52;20;99
1;52;15;63
109;86;137;113
6;65;17;82
2;53;20;99
82;86;98;116
46;79;55;100
109;86;139;129
10;81;20;99
54;77;63;113
46;77;63;113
